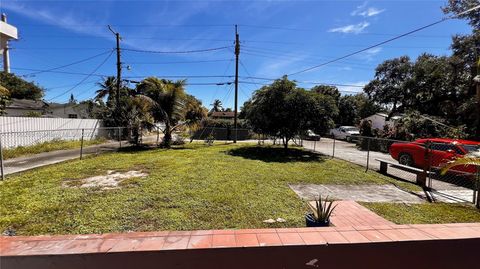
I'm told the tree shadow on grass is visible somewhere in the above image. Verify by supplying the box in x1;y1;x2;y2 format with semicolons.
226;146;326;163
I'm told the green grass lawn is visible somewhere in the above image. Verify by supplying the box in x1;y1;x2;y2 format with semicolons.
0;143;419;235
362;202;480;224
3;138;108;160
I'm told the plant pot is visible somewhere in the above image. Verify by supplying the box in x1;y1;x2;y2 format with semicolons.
305;213;330;227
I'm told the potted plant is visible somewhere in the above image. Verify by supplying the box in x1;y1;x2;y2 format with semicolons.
305;195;337;227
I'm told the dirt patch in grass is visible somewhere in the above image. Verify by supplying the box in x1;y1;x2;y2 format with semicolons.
63;170;148;190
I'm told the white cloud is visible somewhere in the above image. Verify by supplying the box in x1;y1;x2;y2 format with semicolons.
359;7;385;17
328;22;370;34
351;2;385;18
3;2;110;38
358;47;382;61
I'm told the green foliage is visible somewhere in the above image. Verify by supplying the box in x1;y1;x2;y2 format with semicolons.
311;195;336;223
0;72;44;100
364;56;413;117
243;76;338;148
393;110;466;140
0;85;10;115
364;31;480;139
311;85;340;103
210;99;223;112
23;111;42;118
136;77;207;147
0;143;418;235
442;0;480;29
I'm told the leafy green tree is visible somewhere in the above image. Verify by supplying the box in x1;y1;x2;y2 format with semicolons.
364;56;414;118
311;85;340;103
243;76;337;149
442;0;480;29
136;77;207;148
336;95;358;126
354;93;383;119
0;72;44;100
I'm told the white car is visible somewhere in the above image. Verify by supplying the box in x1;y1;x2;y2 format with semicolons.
330;126;360;142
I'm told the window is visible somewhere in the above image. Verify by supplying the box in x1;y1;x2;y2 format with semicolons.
430;143;462;154
68;114;78;118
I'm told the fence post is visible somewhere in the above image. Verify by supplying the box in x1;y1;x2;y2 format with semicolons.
332;136;336;158
0;137;4;181
80;128;84;160
365;137;370;172
475;167;479;208
156;127;160;145
118;127;122;148
313;139;316;152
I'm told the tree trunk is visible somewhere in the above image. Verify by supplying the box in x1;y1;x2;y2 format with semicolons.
284;138;289;150
163;121;172;148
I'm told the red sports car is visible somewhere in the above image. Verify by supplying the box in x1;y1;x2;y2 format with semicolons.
389;138;480;176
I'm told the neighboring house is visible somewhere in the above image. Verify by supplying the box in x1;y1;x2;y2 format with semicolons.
210;111;235;120
4;98;48;117
47;102;91;119
4;99;92;118
362;113;403;130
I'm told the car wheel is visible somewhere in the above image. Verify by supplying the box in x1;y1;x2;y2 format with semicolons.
398;153;414;167
346;136;351;142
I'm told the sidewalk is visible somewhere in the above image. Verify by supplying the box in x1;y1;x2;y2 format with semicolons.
2;135;158;176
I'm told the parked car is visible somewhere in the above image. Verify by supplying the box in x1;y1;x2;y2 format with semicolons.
389;138;480;177
302;130;320;141
329;126;360;142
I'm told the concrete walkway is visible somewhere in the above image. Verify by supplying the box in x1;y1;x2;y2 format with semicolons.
2;135;158;176
292;184;425;203
308;200;395;227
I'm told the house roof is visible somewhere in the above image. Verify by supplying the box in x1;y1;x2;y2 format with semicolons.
6;98;48;110
210;111;235;118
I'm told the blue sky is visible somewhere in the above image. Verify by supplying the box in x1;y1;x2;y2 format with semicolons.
0;0;473;110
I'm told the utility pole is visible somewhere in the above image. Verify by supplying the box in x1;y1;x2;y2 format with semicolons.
108;25;122;115
475;56;480;140
233;25;240;143
0;13;18;73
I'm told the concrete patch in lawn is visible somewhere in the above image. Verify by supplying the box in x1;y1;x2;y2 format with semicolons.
63;170;148;190
289;184;425;203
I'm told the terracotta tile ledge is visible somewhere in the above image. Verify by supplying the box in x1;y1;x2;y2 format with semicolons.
2;223;480;257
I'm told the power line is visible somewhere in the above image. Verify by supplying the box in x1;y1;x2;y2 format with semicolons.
48;50;114;101
122;46;233;54
126;59;232;65
288;5;480;76
20;50;114;77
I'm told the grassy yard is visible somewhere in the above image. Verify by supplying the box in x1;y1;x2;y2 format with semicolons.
2;138;108;160
362;202;480;224
1;143;419;236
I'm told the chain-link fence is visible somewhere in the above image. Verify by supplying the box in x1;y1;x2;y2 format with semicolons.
0;127;162;180
303;135;480;206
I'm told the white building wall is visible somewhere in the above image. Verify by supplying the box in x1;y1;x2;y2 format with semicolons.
0;116;103;148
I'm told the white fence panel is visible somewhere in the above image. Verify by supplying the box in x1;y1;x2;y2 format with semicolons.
0;117;103;148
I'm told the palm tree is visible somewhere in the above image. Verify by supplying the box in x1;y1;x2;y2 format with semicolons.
136;77;206;148
95;76;117;101
210;99;223;112
440;156;480;175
